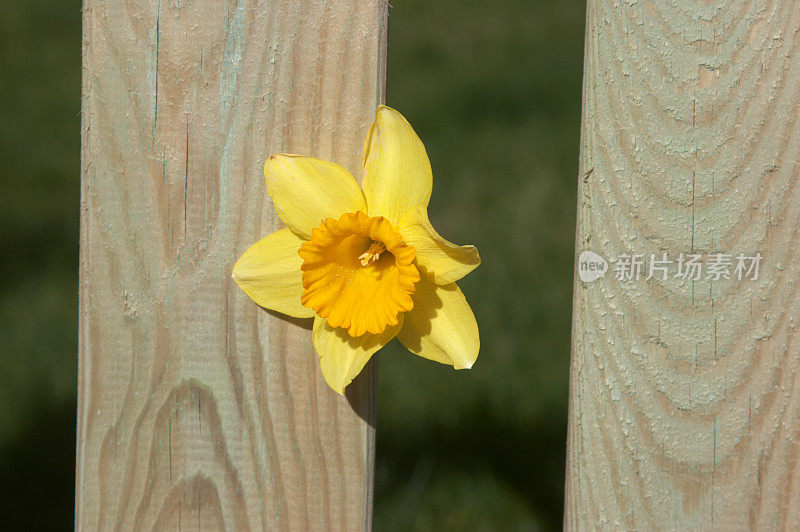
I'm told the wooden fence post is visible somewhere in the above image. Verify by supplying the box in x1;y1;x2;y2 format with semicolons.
76;1;387;529
566;1;800;529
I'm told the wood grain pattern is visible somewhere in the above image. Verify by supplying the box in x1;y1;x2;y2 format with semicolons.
566;1;800;529
76;1;388;529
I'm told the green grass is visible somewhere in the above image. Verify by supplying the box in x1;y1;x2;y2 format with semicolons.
0;0;80;527
375;1;585;529
0;0;585;529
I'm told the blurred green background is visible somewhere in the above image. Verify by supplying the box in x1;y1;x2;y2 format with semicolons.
0;0;584;529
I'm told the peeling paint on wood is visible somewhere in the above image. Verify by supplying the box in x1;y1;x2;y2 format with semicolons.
76;1;388;529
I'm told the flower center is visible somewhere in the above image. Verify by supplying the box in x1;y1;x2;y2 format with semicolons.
298;211;420;337
358;241;386;266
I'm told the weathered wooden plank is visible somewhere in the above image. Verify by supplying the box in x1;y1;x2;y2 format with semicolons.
566;1;800;529
76;1;387;529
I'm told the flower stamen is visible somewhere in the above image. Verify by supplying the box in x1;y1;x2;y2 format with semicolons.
358;241;386;266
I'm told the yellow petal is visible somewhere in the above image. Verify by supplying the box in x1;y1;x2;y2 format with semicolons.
265;154;366;238
232;228;314;318
362;106;432;225
399;204;480;284
314;315;403;395
397;276;479;369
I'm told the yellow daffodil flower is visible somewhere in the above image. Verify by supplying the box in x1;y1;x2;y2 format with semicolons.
232;106;480;394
